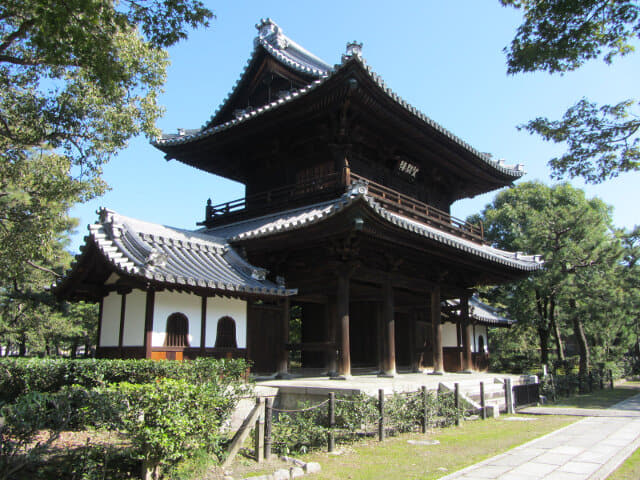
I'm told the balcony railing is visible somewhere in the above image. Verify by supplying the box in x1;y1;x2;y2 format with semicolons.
350;172;484;242
199;171;484;242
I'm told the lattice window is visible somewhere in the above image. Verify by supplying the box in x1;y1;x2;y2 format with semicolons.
215;316;237;348
164;313;190;347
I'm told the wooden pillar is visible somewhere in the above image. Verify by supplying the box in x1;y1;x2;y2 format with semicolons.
337;270;351;378
431;286;443;374
381;277;396;376
200;296;207;355
461;295;473;372
326;300;337;376
143;289;155;359
376;302;384;373
409;310;419;372
118;293;127;358
277;297;290;376
96;297;104;352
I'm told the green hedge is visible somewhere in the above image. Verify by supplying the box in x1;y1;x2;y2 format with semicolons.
0;357;248;404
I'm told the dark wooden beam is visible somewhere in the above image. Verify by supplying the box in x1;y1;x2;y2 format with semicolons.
200;296;207;354
143;290;155;359
118;293;127;357
431;286;444;374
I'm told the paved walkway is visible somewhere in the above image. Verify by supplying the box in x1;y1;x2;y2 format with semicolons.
439;394;640;480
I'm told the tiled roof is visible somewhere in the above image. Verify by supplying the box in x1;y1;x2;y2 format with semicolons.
55;209;295;297
204;184;543;272
153;20;524;179
446;296;517;327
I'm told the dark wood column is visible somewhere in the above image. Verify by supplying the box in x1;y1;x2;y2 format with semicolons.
381;277;396;376
200;296;207;355
431;286;444;374
336;269;351;378
96;297;104;350
143;289;155;359
376;303;384;373
118;293;127;358
461;294;473;372
277;297;290;376
326;300;337;376
409;309;419;372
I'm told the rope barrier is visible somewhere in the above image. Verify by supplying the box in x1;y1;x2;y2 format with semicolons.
271;399;329;413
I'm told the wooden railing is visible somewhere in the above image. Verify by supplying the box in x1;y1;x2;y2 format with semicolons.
200;171;484;242
350;172;484;242
199;172;342;226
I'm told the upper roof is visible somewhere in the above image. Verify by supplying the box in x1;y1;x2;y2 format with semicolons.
54;209;295;300
153;20;525;181
203;184;543;273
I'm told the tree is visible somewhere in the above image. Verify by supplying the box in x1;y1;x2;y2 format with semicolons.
0;0;213;284
501;0;640;183
473;182;621;376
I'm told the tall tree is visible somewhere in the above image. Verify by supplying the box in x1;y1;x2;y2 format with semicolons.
474;182;620;374
501;0;640;183
0;0;213;284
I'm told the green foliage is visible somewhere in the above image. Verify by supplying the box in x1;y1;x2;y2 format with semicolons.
270;391;462;456
106;378;238;466
522;98;639;183
0;357;249;404
0;0;212;287
502;0;640;183
0;358;248;478
475;182;624;373
501;0;640;74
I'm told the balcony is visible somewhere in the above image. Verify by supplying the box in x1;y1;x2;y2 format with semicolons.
199;172;484;243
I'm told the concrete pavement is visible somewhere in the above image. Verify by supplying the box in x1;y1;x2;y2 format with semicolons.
438;393;640;480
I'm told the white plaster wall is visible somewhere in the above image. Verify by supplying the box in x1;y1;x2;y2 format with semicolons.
153;291;201;347
205;297;247;348
474;325;488;353
442;322;459;348
100;292;121;347
123;289;146;346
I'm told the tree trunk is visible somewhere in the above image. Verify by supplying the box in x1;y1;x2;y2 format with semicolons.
549;299;565;362
19;335;26;356
535;290;551;366
538;327;550;365
569;299;590;381
70;341;78;359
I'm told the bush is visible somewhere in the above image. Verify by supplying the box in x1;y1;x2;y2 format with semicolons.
0;357;249;404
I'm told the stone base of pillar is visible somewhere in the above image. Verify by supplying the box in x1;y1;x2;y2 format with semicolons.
377;371;397;378
429;370;444;375
330;374;351;381
275;372;293;380
461;369;474;374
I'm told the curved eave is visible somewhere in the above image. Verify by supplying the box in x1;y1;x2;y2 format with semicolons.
213;192;542;273
153;57;524;184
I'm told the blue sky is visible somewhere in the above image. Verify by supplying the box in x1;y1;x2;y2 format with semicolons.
69;1;639;252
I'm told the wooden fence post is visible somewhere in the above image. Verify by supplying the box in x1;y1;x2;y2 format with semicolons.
264;397;273;461
328;392;335;453
421;386;428;434
454;383;460;426
254;398;264;463
378;389;385;442
480;382;486;420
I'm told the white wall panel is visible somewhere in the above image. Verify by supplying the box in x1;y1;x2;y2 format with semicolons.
442;322;459;348
123;289;145;346
100;292;121;347
153;291;201;347
206;297;247;348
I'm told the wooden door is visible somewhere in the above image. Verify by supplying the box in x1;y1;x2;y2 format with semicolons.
247;303;282;374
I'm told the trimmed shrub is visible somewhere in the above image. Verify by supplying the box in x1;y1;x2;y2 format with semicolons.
0;357;248;403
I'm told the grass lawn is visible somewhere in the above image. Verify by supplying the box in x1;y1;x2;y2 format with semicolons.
547;382;640;409
298;415;575;480
607;446;640;480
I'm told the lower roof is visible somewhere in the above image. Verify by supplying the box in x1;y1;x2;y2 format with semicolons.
54;209;296;300
203;184;543;273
